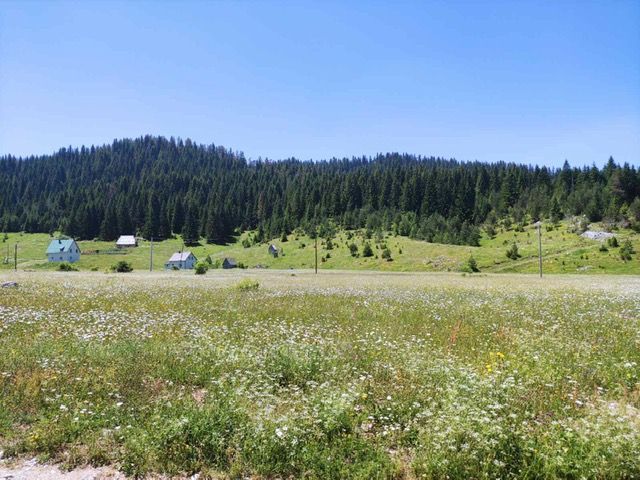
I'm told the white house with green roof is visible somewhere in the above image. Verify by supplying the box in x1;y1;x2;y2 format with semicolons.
46;238;81;263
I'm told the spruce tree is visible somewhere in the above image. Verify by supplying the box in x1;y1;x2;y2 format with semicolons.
158;202;171;240
550;198;563;224
142;194;160;240
99;202;119;241
172;198;185;235
182;201;200;245
116;198;133;235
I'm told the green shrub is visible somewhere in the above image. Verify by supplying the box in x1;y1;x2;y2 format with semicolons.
57;262;78;272
620;239;635;261
235;278;259;291
362;243;373;257
381;247;392;261
349;243;358;257
467;255;479;272
506;242;520;260
194;262;208;275
608;236;619;248
112;260;133;273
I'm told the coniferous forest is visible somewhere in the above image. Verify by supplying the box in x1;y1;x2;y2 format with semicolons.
1;135;639;246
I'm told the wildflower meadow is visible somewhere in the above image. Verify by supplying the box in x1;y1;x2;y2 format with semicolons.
0;271;638;479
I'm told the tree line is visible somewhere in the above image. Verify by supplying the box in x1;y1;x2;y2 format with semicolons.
1;135;638;246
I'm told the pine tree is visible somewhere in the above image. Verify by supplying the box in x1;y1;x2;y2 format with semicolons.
116;198;133;235
158;202;171;240
172;198;185;235
182;201;200;246
205;196;223;244
142;194;160;240
99;202;119;241
506;242;521;260
550;198;563;224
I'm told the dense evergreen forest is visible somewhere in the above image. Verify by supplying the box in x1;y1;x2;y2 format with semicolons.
1;136;639;246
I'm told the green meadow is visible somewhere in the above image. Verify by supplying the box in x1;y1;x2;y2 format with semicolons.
1;221;638;274
1;222;639;478
0;271;638;478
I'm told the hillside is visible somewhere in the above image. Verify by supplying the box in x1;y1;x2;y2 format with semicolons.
1;136;639;250
2;220;638;274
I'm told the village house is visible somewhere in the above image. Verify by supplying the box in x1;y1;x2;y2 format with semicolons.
116;235;138;248
46;238;81;263
222;257;237;269
165;251;197;270
268;244;278;258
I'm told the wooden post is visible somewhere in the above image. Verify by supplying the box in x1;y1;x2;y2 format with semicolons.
14;243;17;271
314;233;318;274
536;222;543;278
150;237;153;272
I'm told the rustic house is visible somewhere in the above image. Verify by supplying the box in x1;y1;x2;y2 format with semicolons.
222;257;237;269
165;251;197;270
46;238;81;263
116;235;138;248
268;244;278;258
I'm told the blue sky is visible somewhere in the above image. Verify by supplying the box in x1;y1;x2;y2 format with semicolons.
1;0;638;167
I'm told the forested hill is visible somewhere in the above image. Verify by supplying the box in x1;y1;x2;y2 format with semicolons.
1;135;639;246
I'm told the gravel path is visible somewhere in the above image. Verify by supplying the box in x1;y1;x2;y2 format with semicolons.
0;458;125;480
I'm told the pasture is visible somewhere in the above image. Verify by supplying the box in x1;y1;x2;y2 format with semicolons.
1;220;639;275
0;270;639;479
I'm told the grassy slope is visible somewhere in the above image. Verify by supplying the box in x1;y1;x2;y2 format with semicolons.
1;221;638;273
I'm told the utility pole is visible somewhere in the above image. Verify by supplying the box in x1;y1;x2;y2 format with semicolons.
535;221;542;278
14;243;17;271
314;231;318;274
150;237;153;272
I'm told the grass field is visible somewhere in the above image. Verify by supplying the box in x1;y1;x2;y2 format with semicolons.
1;221;639;274
0;270;639;478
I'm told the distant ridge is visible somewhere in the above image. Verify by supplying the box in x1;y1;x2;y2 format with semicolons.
1;136;638;245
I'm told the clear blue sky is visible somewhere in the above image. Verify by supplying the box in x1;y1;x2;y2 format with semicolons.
1;0;638;167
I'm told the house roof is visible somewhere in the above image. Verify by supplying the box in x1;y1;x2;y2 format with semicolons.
269;244;278;250
168;251;194;262
46;239;76;254
223;257;237;265
116;235;136;245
